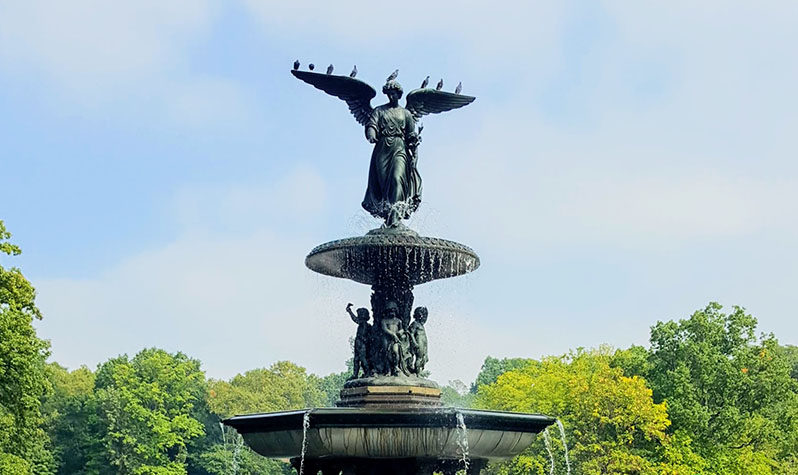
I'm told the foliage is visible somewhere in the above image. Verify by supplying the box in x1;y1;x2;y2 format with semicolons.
779;344;798;380
195;361;326;475
0;220;54;474
471;356;536;393
92;348;207;475
441;379;475;407
207;361;325;418
41;364;102;474
476;348;702;474
644;303;798;473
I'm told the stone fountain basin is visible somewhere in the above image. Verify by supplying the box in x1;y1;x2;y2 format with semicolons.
223;408;554;461
305;231;480;286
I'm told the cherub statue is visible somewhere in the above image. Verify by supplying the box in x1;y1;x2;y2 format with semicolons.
291;67;475;227
380;300;409;376
346;303;371;379
409;307;429;375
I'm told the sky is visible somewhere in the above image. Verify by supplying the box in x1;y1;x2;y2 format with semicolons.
1;1;797;386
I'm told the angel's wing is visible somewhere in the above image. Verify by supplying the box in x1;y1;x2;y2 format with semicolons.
404;88;476;121
291;70;376;126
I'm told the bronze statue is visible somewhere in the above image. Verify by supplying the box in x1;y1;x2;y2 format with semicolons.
346;303;372;379
380;301;408;376
291;66;475;227
409;307;429;375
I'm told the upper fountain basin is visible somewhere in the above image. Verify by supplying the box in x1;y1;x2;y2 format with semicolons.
305;228;480;286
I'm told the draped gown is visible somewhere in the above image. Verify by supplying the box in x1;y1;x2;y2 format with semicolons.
361;105;422;225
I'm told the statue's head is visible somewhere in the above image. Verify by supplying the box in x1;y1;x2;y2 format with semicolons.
413;306;428;323
385;300;399;318
382;80;403;102
356;307;370;322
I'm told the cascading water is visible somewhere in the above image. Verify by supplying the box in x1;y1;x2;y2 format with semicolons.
542;427;555;475
232;433;242;475
556;419;571;475
299;410;311;475
455;411;470;472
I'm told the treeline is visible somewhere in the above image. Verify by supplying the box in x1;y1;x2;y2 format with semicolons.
2;221;798;474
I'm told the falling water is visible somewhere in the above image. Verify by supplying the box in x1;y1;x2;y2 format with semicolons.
218;423;230;474
556;419;571;475
232;433;242;475
455;411;470;472
299;411;311;475
542;428;555;475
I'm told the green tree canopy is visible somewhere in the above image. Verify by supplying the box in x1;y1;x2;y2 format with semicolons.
41;364;101;475
476;348;702;475
0;220;54;474
643;303;798;473
93;348;207;475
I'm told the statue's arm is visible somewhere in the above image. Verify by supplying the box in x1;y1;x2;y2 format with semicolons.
365;110;378;143
346;304;358;323
404;110;419;148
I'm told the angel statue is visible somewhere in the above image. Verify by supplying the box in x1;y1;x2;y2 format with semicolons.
291;66;475;227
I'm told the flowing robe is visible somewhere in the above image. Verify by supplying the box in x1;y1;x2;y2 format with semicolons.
361;105;421;224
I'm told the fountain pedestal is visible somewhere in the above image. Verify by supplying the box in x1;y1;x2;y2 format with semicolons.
337;379;442;409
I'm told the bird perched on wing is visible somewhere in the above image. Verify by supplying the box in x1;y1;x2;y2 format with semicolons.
293;60;300;71
436;79;443;90
421;76;429;88
309;63;315;71
350;65;357;78
326;64;334;75
386;69;399;82
455;82;462;94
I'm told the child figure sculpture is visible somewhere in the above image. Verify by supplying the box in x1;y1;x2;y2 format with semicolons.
409;307;429;375
346;303;372;379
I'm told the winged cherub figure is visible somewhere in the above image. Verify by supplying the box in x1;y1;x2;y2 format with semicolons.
291;67;475;227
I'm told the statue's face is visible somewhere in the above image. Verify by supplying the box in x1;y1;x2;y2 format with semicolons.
387;90;401;104
386;303;398;317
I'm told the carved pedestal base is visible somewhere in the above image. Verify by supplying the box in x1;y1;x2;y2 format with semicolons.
338;384;441;409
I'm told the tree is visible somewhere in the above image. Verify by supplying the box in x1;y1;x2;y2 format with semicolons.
440;380;474;408
0;220;54;474
471;356;535;393
41;364;103;475
645;303;798;473
779;344;798;381
93;348;207;475
196;361;326;475
475;348;703;475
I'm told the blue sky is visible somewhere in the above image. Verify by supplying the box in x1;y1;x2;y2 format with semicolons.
1;1;797;385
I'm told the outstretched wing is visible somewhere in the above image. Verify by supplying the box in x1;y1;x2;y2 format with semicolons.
291;70;376;126
404;88;476;121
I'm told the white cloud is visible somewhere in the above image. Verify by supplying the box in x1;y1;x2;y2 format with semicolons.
0;0;258;129
34;166;360;378
0;0;213;89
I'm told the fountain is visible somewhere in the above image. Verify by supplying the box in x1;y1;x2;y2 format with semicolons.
223;64;555;474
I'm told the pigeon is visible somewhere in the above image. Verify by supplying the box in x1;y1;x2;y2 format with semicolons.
309;63;315;71
293;60;300;71
350;65;358;78
326;64;334;75
421;76;429;88
386;69;399;82
455;82;462;94
436;79;443;90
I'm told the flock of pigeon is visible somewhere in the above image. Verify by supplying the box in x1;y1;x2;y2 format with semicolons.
292;60;463;94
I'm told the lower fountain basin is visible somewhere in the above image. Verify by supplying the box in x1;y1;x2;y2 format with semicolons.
223;407;554;461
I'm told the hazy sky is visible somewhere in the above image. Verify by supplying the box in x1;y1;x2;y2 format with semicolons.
1;1;797;385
